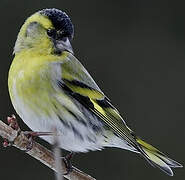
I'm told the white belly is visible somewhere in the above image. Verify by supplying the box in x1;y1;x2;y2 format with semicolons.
12;99;105;152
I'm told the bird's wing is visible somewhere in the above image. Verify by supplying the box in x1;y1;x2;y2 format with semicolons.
57;53;138;148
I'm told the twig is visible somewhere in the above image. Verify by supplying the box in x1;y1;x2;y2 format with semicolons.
0;120;96;180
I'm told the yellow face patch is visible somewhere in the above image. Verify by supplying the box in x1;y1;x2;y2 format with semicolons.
26;13;53;29
19;13;54;38
14;12;55;55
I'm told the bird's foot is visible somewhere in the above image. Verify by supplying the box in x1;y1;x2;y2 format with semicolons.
3;115;20;147
62;152;75;175
23;131;54;152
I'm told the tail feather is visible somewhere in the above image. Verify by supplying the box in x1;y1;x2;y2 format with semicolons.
136;137;183;176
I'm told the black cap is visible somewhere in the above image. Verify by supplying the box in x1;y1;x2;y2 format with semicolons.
39;8;74;39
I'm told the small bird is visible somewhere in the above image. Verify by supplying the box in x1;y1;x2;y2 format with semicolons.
8;8;182;176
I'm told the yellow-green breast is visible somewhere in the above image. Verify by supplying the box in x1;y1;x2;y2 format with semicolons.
8;50;68;116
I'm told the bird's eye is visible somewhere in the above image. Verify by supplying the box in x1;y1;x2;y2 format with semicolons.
47;29;57;38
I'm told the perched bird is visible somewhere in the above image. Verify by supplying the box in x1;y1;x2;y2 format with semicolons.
8;8;182;176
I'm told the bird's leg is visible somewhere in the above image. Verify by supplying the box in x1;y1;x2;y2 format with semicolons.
23;131;54;152
24;131;54;137
62;152;75;175
3;114;20;147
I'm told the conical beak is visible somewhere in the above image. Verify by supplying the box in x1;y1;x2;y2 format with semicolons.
54;37;73;54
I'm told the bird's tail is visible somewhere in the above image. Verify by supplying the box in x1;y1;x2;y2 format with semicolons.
136;137;182;176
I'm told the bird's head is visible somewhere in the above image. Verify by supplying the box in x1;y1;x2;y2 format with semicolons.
14;8;74;55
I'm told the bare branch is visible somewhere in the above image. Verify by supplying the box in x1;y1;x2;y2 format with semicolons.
0;120;96;180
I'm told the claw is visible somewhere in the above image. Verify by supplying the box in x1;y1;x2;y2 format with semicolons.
62;152;75;175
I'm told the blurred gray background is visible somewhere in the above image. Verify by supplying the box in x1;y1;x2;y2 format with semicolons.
0;0;184;179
